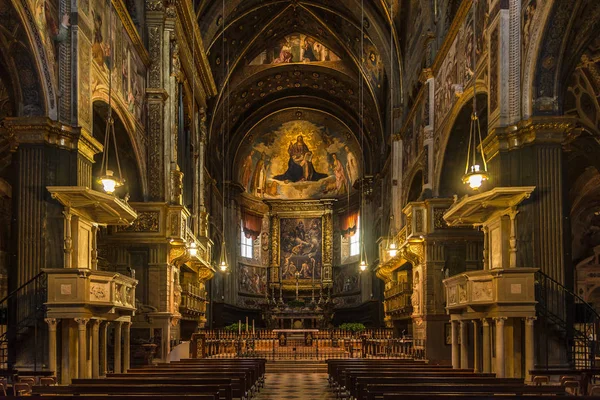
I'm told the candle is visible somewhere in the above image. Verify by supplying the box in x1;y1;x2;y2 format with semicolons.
246;317;249;332
238;320;241;335
252;320;255;335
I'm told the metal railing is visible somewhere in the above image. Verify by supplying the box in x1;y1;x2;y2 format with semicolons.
0;272;47;370
201;336;425;361
535;270;600;368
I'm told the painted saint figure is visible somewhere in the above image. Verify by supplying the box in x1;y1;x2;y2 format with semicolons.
332;153;348;195
345;146;359;186
250;153;267;197
274;135;327;183
240;150;255;190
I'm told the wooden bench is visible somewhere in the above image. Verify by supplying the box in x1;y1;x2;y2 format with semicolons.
32;384;226;399
13;396;218;400
365;384;566;400
382;395;599;400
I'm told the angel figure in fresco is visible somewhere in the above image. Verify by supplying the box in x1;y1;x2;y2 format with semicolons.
250;153;267;197
240;150;255;190
273;40;293;64
345;146;358;186
302;37;318;62
332;153;348;195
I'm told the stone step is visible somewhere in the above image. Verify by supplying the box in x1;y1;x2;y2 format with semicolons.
265;361;328;373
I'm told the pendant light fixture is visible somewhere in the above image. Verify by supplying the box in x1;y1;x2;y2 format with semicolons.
462;0;488;190
218;0;229;273
358;0;368;274
385;2;397;259
97;0;124;195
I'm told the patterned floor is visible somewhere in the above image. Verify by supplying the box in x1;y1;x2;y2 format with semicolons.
255;373;335;399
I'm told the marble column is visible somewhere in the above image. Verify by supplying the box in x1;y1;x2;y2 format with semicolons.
460;320;469;369
162;318;172;361
113;322;123;373
495;317;506;378
45;318;58;375
473;320;480;373
482;319;491;373
123;322;131;372
525;317;536;381
91;320;100;378
451;320;459;369
100;322;108;376
75;318;89;379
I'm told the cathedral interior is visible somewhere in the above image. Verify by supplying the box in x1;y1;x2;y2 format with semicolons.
1;0;600;396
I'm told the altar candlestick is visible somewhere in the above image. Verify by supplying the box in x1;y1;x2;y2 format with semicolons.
246;317;249;332
238;320;241;335
252;320;255;336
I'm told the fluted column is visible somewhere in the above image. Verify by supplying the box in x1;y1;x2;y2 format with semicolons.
473;320;480;373
113;321;123;373
451;320;459;369
45;318;58;375
494;317;506;378
75;318;89;379
482;319;491;373
525;317;536;381
123;322;131;372
460;320;468;369
91;320;100;378
100;321;108;376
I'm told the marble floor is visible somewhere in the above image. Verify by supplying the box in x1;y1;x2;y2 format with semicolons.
255;373;335;399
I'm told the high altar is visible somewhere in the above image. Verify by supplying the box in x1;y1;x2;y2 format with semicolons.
263;199;335;329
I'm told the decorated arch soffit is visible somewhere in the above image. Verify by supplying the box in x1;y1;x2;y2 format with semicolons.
234;108;362;201
200;0;403;165
0;0;52;117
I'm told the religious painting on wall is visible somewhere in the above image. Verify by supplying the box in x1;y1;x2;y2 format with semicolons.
238;263;267;295
237;118;361;200
90;0;146;126
333;265;359;294
249;33;341;65
280;217;322;282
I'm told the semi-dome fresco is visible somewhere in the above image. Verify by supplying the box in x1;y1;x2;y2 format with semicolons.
237;113;361;200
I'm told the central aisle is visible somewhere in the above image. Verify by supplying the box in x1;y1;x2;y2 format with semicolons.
255;373;335;399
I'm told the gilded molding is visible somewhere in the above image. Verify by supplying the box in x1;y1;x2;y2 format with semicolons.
482;116;582;160
112;0;150;66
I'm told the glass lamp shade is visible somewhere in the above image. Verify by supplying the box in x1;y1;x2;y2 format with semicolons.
387;242;397;257
359;259;368;272
219;260;228;272
462;164;488;190
99;170;122;194
188;242;198;257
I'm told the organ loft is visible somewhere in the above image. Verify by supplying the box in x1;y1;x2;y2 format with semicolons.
0;0;599;397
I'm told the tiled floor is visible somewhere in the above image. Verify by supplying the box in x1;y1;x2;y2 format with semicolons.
255;373;335;399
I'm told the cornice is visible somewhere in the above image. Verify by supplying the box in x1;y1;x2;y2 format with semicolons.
112;0;150;66
482;116;582;160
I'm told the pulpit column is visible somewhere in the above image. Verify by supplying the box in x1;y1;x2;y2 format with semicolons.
451;320;459;369
525;317;536;381
123;322;131;372
100;321;108;376
494;317;506;378
75;318;89;379
473;320;480;373
45;319;58;375
482;319;491;373
91;320;100;378
460;320;468;369
113;321;123;373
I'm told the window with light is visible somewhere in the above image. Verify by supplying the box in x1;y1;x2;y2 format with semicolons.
349;217;360;256
240;227;253;258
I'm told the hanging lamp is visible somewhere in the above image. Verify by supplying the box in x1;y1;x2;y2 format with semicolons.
462;0;488;190
385;3;397;259
386;214;397;257
97;0;124;195
218;0;229;273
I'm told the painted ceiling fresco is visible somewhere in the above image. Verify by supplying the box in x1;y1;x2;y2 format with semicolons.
237;110;361;200
249;34;341;65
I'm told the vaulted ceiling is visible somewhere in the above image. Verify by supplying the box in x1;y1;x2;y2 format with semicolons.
195;0;402;179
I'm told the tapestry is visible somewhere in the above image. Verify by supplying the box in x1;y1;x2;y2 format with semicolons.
279;217;322;281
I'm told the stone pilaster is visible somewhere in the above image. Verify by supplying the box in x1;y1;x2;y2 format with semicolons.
91;320;100;378
45;318;58;376
75;318;89;379
113;321;122;373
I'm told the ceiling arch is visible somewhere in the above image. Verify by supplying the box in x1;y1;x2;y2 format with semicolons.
198;0;403;181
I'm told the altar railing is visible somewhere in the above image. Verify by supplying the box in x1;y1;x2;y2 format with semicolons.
200;328;395;340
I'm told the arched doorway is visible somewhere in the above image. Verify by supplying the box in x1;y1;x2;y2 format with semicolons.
438;94;488;198
406;170;423;203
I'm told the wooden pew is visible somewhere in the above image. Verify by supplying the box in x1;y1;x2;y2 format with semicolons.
365;384;566;400
382;395;597;400
15;396;218;400
32;384;226;399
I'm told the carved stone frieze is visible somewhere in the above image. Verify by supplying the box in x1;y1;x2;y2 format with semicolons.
148;26;162;88
147;102;164;200
472;280;493;301
145;0;164;12
120;211;160;232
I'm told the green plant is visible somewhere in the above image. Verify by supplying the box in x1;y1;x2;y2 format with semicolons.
224;322;248;332
339;322;366;332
